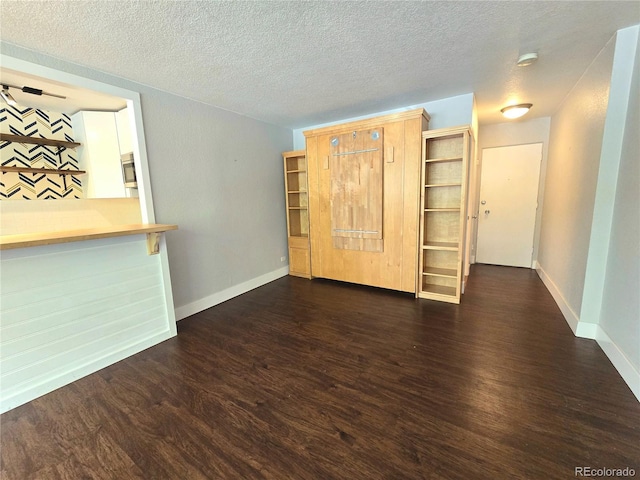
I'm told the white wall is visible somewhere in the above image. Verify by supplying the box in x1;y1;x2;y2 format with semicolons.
536;36;616;330
598;28;639;394
142;95;293;316
536;26;639;400
588;26;639;400
1;43;294;319
292;93;474;149
477;117;551;264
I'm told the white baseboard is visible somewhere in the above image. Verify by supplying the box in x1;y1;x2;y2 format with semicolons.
535;264;580;334
575;322;598;339
536;264;639;402
175;266;290;321
595;325;640;402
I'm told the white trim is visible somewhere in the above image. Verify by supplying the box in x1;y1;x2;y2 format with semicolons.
579;26;639;325
158;235;178;334
175;266;290;321
575;322;598;339
595;325;640;402
536;264;639;402
0;329;174;414
535;264;580;333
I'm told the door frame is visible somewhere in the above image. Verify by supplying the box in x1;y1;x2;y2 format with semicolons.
472;141;547;269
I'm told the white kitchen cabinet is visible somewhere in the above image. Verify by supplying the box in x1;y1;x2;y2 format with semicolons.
72;111;126;199
115;107;133;154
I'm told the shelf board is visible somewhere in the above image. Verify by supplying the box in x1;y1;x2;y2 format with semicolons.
423;241;458;251
287;190;308;194
424;183;462;188
0;224;177;252
0;133;81;149
286;169;307;173
424;208;460;212
424;156;463;163
0;166;86;175
420;284;457;297
418;284;459;303
288;206;308;210
423;267;457;278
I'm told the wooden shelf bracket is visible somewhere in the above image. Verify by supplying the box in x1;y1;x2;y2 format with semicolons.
146;232;161;255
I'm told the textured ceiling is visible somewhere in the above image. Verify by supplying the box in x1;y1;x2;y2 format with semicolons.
1;1;639;127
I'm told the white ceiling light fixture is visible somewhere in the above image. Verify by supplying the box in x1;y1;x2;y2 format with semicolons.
1;85;17;106
517;53;538;67
501;103;533;119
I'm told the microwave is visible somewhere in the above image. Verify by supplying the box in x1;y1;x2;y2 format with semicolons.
121;152;138;188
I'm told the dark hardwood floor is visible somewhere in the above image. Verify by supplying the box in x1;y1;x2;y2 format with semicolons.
2;265;639;479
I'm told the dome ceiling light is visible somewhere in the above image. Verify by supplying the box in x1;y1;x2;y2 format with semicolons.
501;103;533;119
517;53;538;67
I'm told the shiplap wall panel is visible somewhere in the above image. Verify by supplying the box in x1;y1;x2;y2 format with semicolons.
2;293;164;358
0;235;175;412
1;266;159;322
3;310;164;392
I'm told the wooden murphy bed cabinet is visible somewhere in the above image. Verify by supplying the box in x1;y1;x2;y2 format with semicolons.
417;126;471;303
303;109;430;293
283;149;311;278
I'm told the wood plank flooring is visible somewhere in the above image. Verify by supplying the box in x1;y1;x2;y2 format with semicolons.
2;265;639;479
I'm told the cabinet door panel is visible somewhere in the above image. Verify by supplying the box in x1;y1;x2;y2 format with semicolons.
311;122;404;291
289;247;310;277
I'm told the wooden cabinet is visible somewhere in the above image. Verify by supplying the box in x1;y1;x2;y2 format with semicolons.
417;126;471;303
304;109;430;292
283;150;311;278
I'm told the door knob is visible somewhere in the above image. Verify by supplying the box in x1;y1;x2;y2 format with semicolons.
484;210;490;215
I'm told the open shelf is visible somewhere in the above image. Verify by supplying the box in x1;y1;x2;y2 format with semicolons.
420;283;457;297
417;127;470;303
425;183;462;188
284;150;311;278
423;266;457;278
423;241;458;250
285;171;307;192
424;156;463;163
425;160;462;186
0;133;81;149
0;166;86;175
287;191;308;208
285;155;306;172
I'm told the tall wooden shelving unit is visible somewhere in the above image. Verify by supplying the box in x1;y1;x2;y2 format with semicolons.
417;126;471;304
283;150;311;278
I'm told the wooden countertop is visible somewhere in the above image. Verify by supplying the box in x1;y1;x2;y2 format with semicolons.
0;224;178;251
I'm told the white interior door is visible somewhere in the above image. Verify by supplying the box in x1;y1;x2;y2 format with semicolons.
476;143;542;268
